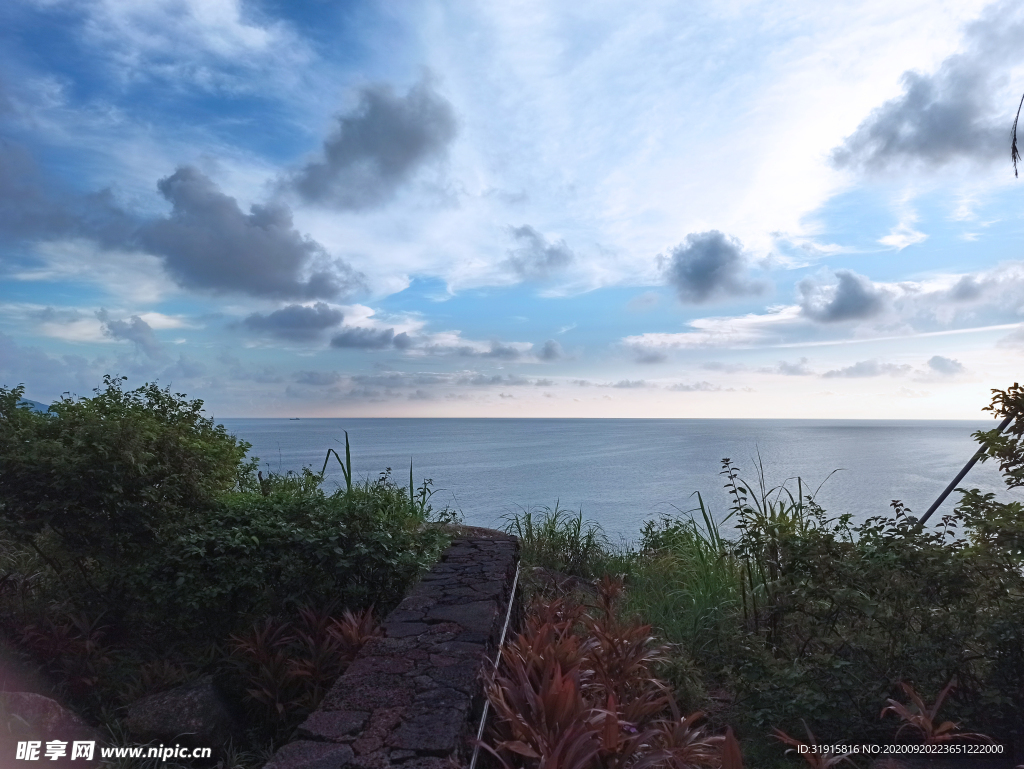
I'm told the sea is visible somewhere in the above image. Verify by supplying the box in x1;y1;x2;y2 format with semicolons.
218;418;1022;546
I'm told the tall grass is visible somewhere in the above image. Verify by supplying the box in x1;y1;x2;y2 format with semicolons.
627;493;741;656
501;502;611;578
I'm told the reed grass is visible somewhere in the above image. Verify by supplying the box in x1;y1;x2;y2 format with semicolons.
501;502;611;579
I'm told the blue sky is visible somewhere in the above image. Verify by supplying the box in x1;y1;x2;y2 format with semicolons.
2;0;1023;417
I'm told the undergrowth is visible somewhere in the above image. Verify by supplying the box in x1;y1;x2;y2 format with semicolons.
0;378;460;765
500;383;1024;765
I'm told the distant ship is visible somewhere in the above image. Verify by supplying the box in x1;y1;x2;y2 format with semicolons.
289;417;301;420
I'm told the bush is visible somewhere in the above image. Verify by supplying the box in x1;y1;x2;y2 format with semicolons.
0;377;253;614
698;383;1024;751
139;468;451;641
505;383;1024;760
0;377;457;750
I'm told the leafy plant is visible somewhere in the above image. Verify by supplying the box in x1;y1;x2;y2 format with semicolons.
226;604;381;735
0;378;253;615
880;681;994;745
772;720;858;768
479;585;729;769
502;503;610;578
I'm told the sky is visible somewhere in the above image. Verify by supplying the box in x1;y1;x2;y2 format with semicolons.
2;0;1024;418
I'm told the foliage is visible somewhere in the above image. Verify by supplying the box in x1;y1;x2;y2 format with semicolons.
477;578;733;769
501;503;610;578
956;382;1024;561
880;681;993;745
634;496;740;658
771;721;857;768
506;383;1024;759
139;467;451;640
0;378;253;612
225;605;380;737
0;377;457;758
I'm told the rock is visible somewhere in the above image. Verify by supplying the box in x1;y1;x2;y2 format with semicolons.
262;740;354;769
386;709;465;755
424;601;498;629
124;675;239;749
0;692;101;767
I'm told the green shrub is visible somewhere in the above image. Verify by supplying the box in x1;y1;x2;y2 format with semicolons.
0;377;253;613
707;383;1024;750
499;383;1024;759
138;469;450;641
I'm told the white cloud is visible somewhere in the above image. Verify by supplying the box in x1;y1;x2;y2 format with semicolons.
14;239;173;304
73;0;312;91
878;221;928;249
623;306;802;352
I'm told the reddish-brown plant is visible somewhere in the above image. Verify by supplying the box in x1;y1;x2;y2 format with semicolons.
328;604;382;662
288;605;351;711
646;700;725;769
482;653;597;764
880;681;994;745
228;616;298;722
720;727;745;769
772;721;858;768
227;604;380;727
479;579;728;769
20;610;112;698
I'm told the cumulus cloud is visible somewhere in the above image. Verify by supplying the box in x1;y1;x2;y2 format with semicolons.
632;347;668;364
504;226;574;280
610;380;648;388
139;166;360;300
243;302;344;340
416;337;530;359
660;231;766;304
459;374;531;387
798;270;888;323
831;0;1023;171
948;275;984;301
927;355;966;375
822;360;912;378
481;342;523;359
538;339;563;361
289;78;457;209
97;310;163;359
351;372;448;388
329;326;397;349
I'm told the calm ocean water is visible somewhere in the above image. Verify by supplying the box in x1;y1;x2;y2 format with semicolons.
218;418;1021;544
